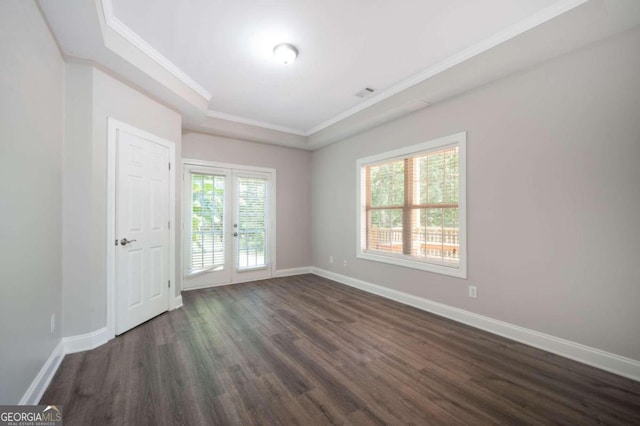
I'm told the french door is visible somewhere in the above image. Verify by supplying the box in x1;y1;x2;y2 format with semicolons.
183;162;275;288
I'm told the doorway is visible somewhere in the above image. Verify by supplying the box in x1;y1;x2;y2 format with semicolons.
183;160;276;289
107;119;176;336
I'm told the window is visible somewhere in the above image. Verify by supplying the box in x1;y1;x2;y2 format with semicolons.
189;172;226;274
183;162;275;284
236;176;268;270
356;132;467;278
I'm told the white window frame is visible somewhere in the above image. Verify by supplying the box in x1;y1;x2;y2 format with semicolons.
356;131;467;279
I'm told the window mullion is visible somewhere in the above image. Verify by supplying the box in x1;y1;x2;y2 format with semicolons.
365;166;371;250
402;158;414;256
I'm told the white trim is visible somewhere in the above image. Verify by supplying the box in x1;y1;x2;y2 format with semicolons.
19;342;64;405
98;0;586;140
171;294;183;310
356;132;467;279
99;0;211;101
181;275;276;292
20;327;113;404
275;267;313;277
106;120;117;337
206;110;307;136
62;327;112;355
183;158;276;175
107;118;178;337
310;268;640;382
304;0;589;136
181;282;231;291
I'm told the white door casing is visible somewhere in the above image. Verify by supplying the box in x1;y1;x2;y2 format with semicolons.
107;119;176;336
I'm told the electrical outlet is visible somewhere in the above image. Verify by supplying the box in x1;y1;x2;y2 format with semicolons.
50;313;55;333
329;256;334;264
343;260;347;267
468;285;478;299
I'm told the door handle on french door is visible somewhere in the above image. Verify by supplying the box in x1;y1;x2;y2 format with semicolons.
120;238;137;246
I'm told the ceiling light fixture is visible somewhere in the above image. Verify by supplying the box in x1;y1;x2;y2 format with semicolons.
273;43;298;64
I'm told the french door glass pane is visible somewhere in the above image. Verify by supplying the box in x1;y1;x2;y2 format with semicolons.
191;173;225;272
237;177;267;270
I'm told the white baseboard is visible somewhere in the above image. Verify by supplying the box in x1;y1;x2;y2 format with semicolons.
183;268;314;292
311;267;640;382
62;327;113;355
20;327;114;404
171;294;183;310
19;341;64;405
275;267;313;277
23;266;637;405
21;296;185;404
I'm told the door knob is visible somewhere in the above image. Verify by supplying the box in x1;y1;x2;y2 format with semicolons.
233;232;238;237
120;238;137;246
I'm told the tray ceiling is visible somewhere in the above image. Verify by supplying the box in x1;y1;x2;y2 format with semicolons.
38;0;640;149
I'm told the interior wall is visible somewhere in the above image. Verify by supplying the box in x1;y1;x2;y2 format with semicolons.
0;1;65;403
62;64;182;337
182;132;313;285
312;27;640;361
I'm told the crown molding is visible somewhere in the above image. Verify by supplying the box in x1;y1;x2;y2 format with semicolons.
99;0;212;101
305;0;589;136
204;0;589;138
97;0;588;141
205;110;309;136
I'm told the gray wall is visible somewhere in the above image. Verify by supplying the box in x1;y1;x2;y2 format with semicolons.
0;1;65;403
182;132;313;279
312;27;640;361
63;64;183;337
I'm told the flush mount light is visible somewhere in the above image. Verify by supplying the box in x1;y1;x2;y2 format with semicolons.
273;43;298;64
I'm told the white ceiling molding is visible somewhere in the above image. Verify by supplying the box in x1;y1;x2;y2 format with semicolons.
101;0;589;139
205;110;308;136
39;0;640;150
304;0;589;136
99;0;212;101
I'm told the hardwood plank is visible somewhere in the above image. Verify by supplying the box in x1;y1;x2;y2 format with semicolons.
41;274;640;425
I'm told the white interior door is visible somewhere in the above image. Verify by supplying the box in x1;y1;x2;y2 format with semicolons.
115;129;171;334
184;163;274;288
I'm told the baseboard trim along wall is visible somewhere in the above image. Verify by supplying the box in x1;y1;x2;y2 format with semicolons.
20;327;112;405
275;267;313;277
22;267;638;404
19;342;65;405
63;327;112;355
311;267;640;382
21;293;185;405
172;294;183;310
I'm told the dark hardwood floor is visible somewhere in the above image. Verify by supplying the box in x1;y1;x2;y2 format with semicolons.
41;274;640;425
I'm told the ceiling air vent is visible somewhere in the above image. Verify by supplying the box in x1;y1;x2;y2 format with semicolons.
355;87;376;98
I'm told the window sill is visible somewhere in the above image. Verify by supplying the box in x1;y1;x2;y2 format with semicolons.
357;251;467;279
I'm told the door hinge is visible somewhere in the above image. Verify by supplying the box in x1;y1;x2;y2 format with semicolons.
168;221;171;230
168;162;171;171
168;280;171;288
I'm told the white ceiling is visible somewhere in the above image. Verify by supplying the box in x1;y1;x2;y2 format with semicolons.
38;0;640;149
111;0;559;132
